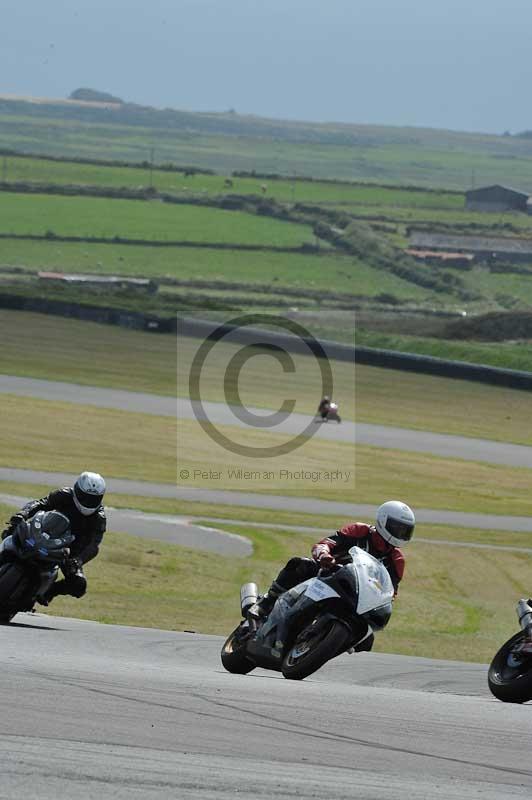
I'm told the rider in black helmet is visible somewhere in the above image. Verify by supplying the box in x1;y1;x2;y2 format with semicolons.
317;396;331;420
2;472;107;605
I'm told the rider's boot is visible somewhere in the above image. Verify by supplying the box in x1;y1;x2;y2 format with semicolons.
248;580;285;619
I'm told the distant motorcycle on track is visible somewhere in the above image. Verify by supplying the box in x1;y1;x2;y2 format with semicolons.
315;401;341;424
488;598;532;703
221;545;394;680
0;511;74;623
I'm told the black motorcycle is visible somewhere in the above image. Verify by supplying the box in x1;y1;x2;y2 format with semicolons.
221;546;394;680
488;598;532;703
0;511;74;623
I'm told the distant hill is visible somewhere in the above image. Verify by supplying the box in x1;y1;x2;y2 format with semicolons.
3;93;532;189
69;88;123;104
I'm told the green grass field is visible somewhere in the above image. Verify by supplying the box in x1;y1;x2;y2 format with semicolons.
176;417;532;514
460;265;532;305
355;328;532;373
5;102;532;189
1;153;464;208
0;192;315;246
5;150;532;241
0;310;176;394
3;312;532;446
2;383;532;516
5;150;532;246
0;395;174;484
0;238;434;300
332;201;532;233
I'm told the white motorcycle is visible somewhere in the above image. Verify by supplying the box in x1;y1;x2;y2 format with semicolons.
221;546;395;680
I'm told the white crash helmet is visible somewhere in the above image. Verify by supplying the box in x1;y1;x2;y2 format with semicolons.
376;500;415;547
73;472;106;516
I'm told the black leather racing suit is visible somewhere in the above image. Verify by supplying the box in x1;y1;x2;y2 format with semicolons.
2;488;106;601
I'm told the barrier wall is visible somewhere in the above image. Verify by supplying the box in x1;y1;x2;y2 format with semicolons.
2;294;531;390
178;316;532;391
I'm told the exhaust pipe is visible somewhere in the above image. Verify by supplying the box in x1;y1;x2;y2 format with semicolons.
516;599;532;639
240;582;258;615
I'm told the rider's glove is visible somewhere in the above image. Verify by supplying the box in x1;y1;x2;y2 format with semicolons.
2;514;24;539
63;556;82;575
318;553;336;568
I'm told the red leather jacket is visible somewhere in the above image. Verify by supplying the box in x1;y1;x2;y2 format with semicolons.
311;522;405;592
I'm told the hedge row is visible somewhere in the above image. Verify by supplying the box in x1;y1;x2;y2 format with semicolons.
0;148;215;175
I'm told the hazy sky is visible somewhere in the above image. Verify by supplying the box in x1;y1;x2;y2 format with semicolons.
3;0;531;134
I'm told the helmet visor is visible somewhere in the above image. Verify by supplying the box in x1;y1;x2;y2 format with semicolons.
75;486;103;510
387;517;414;542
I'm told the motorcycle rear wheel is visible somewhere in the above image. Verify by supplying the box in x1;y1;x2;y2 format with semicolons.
282;618;351;680
488;631;532;703
221;626;256;674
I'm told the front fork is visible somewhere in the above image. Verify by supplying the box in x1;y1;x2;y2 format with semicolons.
516;599;532;640
511;599;532;658
36;567;59;599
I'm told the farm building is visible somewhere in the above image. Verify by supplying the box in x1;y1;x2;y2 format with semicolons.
465;184;531;213
409;232;532;263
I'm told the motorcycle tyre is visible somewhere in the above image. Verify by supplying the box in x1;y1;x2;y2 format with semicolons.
221;626;256;675
488;630;532;703
282;618;351;680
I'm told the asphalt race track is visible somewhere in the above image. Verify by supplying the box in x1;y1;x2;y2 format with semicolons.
1;614;531;800
3;373;532;468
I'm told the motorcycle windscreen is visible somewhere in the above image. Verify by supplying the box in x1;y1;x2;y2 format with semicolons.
347;546;394;614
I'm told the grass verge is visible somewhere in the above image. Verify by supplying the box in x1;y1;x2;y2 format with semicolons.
2;389;532;516
4;312;532;447
0;396;175;484
177;417;532;515
0;310;176;395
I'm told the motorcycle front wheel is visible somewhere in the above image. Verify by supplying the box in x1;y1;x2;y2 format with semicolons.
488;631;532;703
282;618;351;680
0;563;29;623
221;625;256;675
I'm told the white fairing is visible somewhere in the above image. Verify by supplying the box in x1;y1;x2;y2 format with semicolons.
303;579;341;603
348;546;394;613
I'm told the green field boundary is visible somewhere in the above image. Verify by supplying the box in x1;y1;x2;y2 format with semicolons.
0;231;314;253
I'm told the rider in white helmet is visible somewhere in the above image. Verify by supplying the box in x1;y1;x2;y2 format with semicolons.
2;471;107;605
250;501;415;651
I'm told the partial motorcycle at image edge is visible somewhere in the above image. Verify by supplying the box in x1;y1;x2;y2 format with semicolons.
488;597;532;703
0;511;74;623
221;545;394;680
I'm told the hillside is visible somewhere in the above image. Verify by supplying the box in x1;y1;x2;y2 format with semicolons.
3;94;532;189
